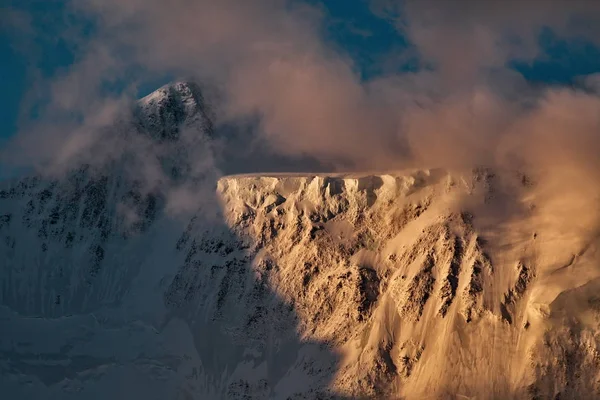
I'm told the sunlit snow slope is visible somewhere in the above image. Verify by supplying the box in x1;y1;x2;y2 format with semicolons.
2;83;600;400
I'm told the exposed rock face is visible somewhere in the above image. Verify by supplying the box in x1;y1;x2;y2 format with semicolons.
2;83;600;399
136;81;213;142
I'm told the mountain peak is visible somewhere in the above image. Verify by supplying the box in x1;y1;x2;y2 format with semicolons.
135;81;213;141
139;81;202;106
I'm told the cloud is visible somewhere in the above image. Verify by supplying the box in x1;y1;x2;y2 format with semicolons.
378;0;600;83
4;0;600;191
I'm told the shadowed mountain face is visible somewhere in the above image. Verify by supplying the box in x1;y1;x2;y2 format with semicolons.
2;82;600;399
0;82;347;399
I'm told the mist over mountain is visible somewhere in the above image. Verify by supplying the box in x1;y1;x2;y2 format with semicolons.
4;0;600;399
0;83;345;399
1;82;600;399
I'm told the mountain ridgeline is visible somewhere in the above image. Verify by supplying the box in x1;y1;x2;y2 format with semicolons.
1;82;600;399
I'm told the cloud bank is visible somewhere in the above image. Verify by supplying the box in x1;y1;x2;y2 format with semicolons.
3;0;600;191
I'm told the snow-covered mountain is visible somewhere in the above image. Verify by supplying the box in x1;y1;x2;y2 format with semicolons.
2;82;600;399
